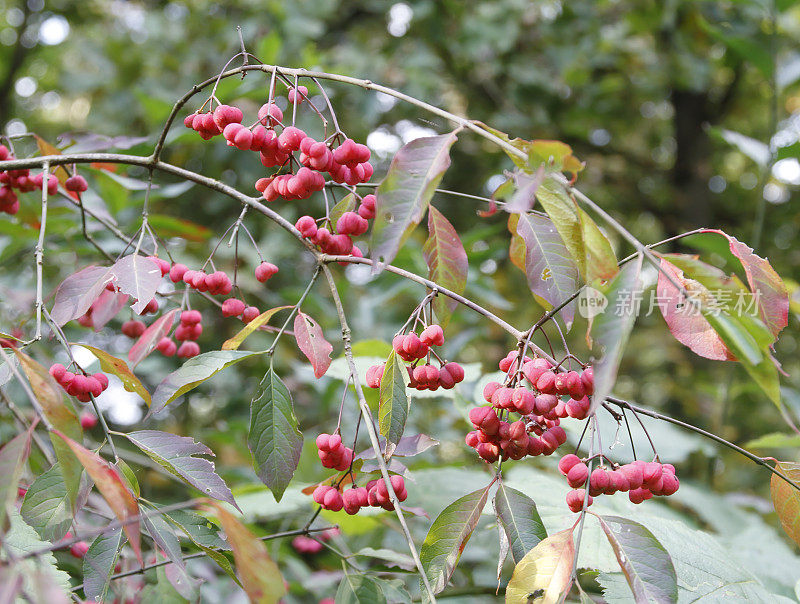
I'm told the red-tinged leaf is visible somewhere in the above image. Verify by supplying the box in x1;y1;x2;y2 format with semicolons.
14;351;83;505
52;430;142;565
702;229;789;339
293;312;333;379
206;502;286;604
419;483;493;594
370;131;458;271
129;308;178;366
0;423;34;533
657;259;733;361
50;265;115;327
503;167;545;214
770;461;800;548
88;289;130;331
76;345;151;406
423;206;468;328
515;212;580;328
222;305;292;351
505;528;575;604
111;255;162;315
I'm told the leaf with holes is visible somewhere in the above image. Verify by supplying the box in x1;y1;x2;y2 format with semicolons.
149;349;263;414
598;515;678;603
515;212;580;328
494;484;547;564
77;345;151;405
293;312;333;378
121;430;237;509
128;308;178;366
83;527;124;603
222;305;292;351
505;527;575;604
702;229;788;339
248;368;304;502
771;461;800;548
111;255;162;314
207;502;286;604
370;131;458;271
20;464;72;542
14;350;83;505
419;482;493;594
588;255;643;414
0;425;34;534
50;265;115;326
423;205;468;328
378;350;410;459
52;430;142;564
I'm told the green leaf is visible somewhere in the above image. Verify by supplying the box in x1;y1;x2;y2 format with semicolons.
587;255;643;413
515;212;580;327
20;464;72;542
745;433;800;449
505;528;574;604
116;458;140;497
150;349;264;414
121;430;237;508
329;192;357;227
419;482;493;594
139;552;188;604
0;424;33;534
579;209;618;283
141;505;198;600
147;214;211;242
222;305;292;351
248;368;303;502
370;131;458;271
335;565;388;604
378;350;410;459
83;526;124;603
164;509;238;585
535;177;586;279
598;515;678;603
423;205;468;328
77;344;151;405
493;484;547;564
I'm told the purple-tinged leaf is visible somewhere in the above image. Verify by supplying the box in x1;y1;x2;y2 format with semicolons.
88;289;130;331
140;504;198;600
588;255;643;414
702;229;789;340
423;206;468;328
515;212;580;328
111;255;162;315
419;482;493;594
128;308;178;366
0;424;34;533
598;515;678;603
50;265;115;327
370;131;458;271
248;368;303;502
82;527;124;603
122;430;238;510
293;312;333;379
149;349;262;413
504;166;545;214
356;433;439;460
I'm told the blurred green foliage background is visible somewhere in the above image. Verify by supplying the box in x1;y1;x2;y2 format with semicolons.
1;1;800;602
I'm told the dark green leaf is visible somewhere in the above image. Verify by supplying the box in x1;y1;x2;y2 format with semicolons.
20;464;72;542
83;527;124;603
378;350;410;458
493;484;547;563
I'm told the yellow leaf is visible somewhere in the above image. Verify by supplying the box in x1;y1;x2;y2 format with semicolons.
34;135;70;185
222;306;292;351
771;461;800;547
506;528;574;604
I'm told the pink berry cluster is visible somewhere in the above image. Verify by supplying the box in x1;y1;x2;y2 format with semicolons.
463;351;595;464
291;526;340;554
366;324;466;392
315;433;354;471
294;193;375;257
558;454;680;512
312;475;408;515
0;145;59;215
48;364;109;403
